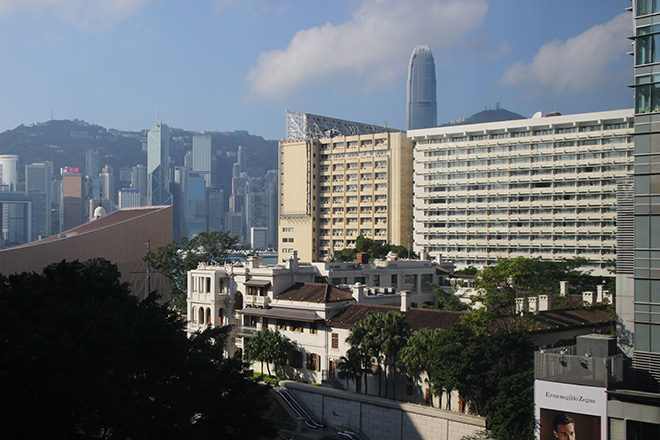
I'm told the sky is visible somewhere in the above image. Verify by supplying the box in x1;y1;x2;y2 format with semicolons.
0;0;633;140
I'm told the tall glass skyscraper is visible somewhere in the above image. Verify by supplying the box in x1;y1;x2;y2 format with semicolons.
147;121;172;206
406;45;437;130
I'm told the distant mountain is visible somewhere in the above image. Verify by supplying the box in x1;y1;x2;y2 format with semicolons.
442;107;526;127
0;119;278;192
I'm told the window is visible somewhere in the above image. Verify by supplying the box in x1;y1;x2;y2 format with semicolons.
331;333;339;349
373;275;380;286
290;321;303;332
277;319;286;330
309;322;318;334
306;353;320;371
637;0;660;16
290;350;303;368
391;274;398;289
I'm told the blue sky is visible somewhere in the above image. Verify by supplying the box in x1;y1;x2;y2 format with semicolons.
0;0;632;139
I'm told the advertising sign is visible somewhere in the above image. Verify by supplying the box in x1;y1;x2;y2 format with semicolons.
535;380;607;439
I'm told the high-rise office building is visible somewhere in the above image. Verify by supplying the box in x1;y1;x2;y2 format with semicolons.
185;172;207;237
118;188;142;209
25;161;53;237
131;164;148;204
147;121;172;206
207;187;224;232
192;134;213;186
604;3;660;436
279;131;414;262
407;45;437;130
60;167;84;232
85;149;100;178
244;174;277;249
409;109;633;276
100;164;115;204
0;155;19;191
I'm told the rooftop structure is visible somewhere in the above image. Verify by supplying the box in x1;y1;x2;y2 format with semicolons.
285;110;398;141
0;205;173;298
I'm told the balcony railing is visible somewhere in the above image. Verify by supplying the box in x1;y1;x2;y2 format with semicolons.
244;295;271;307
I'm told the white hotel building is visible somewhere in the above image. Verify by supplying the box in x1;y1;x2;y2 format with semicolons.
409;109;634;275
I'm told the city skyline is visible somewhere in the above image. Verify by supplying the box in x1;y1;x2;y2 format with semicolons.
0;0;631;140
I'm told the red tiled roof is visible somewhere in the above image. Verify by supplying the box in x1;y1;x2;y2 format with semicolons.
327;303;464;331
276;282;354;303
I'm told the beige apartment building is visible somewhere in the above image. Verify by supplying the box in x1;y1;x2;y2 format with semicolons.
279;132;414;262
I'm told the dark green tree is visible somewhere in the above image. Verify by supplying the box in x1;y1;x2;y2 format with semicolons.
334;235;417;262
144;231;243;310
432;285;470;311
243;328;293;377
0;258;275;440
380;311;410;399
399;327;436;404
336;346;366;392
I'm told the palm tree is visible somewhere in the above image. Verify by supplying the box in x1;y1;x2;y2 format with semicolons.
380;311;410;399
346;312;384;396
337;347;364;392
400;327;435;404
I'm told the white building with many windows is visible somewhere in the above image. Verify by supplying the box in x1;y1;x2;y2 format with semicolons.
409;109;634;275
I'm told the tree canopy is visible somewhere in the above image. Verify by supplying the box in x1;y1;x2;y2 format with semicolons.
335;235;417;262
0;258;275;440
243;328;293;377
144;231;243;310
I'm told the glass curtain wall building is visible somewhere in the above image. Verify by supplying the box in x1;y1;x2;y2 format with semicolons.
147;121;173;206
407;45;437;130
632;0;660;390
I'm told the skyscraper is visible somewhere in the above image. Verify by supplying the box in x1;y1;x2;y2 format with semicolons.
147;121;172;206
0;155;19;191
192;134;213;187
406;45;437;130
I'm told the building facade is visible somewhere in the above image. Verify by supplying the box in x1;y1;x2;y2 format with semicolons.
0;155;19;191
147;121;172;206
279;132;414;262
409;109;634;275
407;45;437;130
192;134;213;187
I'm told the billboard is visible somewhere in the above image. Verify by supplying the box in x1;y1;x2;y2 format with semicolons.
535;380;607;440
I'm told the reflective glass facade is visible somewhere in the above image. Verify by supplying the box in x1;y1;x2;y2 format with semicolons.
407;45;437;130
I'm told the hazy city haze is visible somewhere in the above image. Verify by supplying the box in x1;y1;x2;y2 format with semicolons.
0;0;631;138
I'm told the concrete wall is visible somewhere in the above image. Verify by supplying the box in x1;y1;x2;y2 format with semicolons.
282;381;485;440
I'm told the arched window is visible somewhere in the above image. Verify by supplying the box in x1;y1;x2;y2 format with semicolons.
206;308;211;324
235;292;243;310
198;307;204;324
218;308;224;326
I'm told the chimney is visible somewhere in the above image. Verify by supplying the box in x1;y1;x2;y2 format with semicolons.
287;250;299;272
582;291;594;305
559;281;568;297
596;285;604;303
247;256;262;269
356;252;369;264
538;295;551;312
400;290;411;312
528;296;539;314
352;283;365;303
420;249;428;261
515;297;527;315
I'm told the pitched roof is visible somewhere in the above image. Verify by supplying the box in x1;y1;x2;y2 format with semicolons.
276;282;354;303
327;303;464;331
529;308;612;333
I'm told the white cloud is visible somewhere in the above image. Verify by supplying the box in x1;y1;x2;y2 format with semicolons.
246;0;489;99
0;0;150;31
499;12;630;94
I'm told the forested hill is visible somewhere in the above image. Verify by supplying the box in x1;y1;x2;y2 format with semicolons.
0;119;278;190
